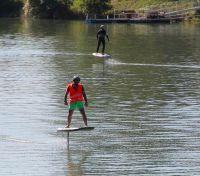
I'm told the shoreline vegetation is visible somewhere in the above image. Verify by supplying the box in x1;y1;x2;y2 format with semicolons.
0;0;199;22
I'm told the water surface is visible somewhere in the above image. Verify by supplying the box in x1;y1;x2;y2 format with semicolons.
0;19;200;175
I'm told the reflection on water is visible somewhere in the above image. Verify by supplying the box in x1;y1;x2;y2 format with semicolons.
0;18;200;175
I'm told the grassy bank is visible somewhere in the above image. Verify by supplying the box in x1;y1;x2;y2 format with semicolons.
111;0;196;10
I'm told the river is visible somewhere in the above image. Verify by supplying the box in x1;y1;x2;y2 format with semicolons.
0;18;200;176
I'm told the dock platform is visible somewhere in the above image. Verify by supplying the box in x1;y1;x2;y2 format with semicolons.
86;17;183;24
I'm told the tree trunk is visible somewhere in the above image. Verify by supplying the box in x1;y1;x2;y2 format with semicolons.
23;0;41;17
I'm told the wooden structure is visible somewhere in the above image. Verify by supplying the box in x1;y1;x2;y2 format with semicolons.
86;1;200;24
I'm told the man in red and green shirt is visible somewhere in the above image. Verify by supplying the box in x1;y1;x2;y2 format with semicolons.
64;76;88;128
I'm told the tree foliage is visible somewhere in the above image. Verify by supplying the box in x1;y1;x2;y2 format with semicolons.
83;0;112;15
72;0;112;16
24;0;73;18
1;0;112;18
0;0;23;17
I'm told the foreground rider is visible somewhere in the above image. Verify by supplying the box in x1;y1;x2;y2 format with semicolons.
96;25;109;55
64;76;88;128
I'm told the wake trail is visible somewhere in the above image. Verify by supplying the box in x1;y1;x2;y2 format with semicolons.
105;59;200;69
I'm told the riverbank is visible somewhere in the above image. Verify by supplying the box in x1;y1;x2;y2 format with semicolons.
0;0;200;21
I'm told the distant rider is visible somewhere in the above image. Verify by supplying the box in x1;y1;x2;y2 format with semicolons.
64;76;88;128
96;25;109;55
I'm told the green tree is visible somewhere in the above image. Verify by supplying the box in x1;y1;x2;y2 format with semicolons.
0;0;23;17
72;0;112;16
84;0;112;15
24;0;73;18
